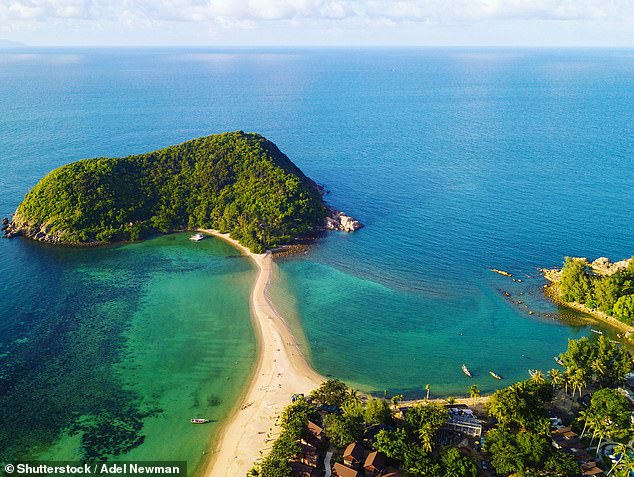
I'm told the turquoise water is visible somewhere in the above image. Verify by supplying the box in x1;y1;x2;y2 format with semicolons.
0;233;256;469
1;48;634;460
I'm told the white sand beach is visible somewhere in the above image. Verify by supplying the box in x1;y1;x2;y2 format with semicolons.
201;230;324;477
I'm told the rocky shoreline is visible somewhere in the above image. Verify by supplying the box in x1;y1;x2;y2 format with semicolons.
3;203;364;251
3;213;107;246
540;256;634;337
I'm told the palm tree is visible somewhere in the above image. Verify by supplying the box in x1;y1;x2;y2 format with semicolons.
562;371;571;395
548;368;563;393
531;369;545;385
591;357;608;386
418;422;435;453
390;394;403;411
446;396;456;405
570;368;587;399
346;387;360;403
425;384;431;401
578;408;593;438
469;384;481;405
606;443;634;476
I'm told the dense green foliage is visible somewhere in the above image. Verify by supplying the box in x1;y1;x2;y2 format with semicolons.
324;399;365;447
557;257;634;324
482;336;633;477
578;389;632;448
486;380;550;432
439;448;479;477
364;396;393;425
485;428;578;477
559;336;632;390
485;426;550;476
543;451;582;477
308;378;350;407
404;403;449;453
256;398;319;477
13;132;325;252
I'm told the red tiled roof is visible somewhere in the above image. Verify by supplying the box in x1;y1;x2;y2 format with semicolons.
307;420;323;437
332;462;359;477
343;442;364;463
364;451;386;470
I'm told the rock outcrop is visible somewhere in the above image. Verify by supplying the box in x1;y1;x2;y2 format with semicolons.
3;216;72;244
541;256;633;282
590;256;632;276
324;207;363;233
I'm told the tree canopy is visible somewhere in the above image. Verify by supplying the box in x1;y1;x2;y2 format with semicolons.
559;336;632;389
10;131;326;253
578;388;632;451
486;380;549;433
309;379;350;407
557;257;634;325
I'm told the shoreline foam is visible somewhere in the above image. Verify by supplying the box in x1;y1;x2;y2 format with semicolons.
199;230;323;477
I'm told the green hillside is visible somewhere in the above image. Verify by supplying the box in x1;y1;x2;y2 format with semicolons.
8;132;325;252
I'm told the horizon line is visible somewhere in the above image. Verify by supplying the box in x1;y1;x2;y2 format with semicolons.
3;44;634;49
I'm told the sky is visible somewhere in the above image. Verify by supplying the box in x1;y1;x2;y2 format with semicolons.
1;0;633;47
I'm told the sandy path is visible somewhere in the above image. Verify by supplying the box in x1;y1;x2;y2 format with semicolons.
201;230;324;477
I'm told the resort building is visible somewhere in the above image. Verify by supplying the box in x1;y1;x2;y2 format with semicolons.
551;427;583;453
289;421;325;477
364;450;387;476
342;442;365;469
296;442;320;467
332;462;359;477
442;407;482;437
304;420;325;447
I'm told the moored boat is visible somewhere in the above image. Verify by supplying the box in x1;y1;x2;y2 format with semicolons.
191;418;209;424
554;356;564;366
462;364;472;377
489;371;502;380
590;329;603;335
528;369;536;377
189;233;205;242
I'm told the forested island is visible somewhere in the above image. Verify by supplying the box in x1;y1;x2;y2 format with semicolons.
542;257;634;332
4;132;327;252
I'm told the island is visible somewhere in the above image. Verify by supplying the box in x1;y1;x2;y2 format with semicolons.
4;131;341;253
541;256;634;336
4;131;365;476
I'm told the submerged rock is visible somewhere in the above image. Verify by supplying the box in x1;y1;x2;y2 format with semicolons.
491;268;513;277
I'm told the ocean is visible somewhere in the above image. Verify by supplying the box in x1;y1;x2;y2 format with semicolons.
1;47;633;468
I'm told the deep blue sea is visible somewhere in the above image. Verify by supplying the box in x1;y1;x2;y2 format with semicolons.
1;47;633;464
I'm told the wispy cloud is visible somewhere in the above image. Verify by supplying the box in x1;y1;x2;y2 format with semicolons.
1;0;632;46
1;0;632;25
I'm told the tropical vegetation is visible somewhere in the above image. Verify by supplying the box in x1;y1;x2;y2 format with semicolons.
254;337;633;477
10;131;326;252
558;257;634;325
